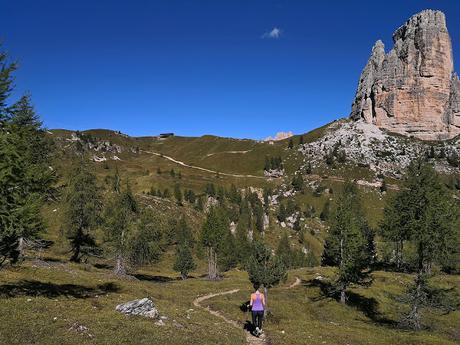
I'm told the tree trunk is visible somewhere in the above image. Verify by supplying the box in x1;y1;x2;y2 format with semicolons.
264;287;269;317
405;271;423;330
17;237;25;262
114;253;126;276
396;240;404;270
70;243;80;262
340;285;347;304
214;250;219;280
339;235;346;304
208;247;218;280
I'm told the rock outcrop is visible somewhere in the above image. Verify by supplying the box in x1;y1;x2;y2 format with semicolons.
115;298;160;319
351;10;460;140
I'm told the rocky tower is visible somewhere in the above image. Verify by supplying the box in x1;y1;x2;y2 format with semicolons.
350;10;460;140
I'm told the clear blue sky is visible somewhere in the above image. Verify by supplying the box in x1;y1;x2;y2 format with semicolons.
2;0;459;139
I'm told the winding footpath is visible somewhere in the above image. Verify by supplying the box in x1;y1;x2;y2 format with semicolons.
192;277;301;345
193;289;267;345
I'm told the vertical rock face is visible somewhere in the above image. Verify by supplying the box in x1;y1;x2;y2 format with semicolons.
350;10;460;140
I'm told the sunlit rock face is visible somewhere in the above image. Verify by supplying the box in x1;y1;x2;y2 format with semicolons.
351;10;460;140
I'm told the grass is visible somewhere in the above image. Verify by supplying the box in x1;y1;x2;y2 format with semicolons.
26;126;459;345
1;257;458;345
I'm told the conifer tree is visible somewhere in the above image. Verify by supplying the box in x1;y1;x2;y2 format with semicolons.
104;182;138;275
276;232;292;268
277;203;287;222
196;195;204;211
319;200;330;221
321;182;373;304
288;138;294;149
0;91;55;263
218;229;238;271
381;160;458;329
174;184;183;205
247;241;287;313
173;242;196;279
235;209;252;265
173;217;196;279
130;207;165;266
292;174;304;192
64;162;102;262
0;48;16;118
200;207;228;280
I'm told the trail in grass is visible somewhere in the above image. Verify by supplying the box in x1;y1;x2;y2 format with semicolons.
205;150;251;157
287;276;301;289
142;149;399;192
193;289;267;345
141;150;266;180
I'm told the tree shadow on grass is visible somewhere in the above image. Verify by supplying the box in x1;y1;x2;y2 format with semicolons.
0;280;120;299
133;273;176;283
303;278;397;326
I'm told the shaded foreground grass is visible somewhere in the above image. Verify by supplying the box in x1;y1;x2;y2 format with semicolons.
0;262;459;345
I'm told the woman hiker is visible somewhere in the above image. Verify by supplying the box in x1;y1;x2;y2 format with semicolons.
249;283;265;336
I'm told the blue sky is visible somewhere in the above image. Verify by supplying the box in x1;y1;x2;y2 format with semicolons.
2;0;459;139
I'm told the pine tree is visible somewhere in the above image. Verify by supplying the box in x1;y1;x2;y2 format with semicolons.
200;207;228;280
382;160;458;330
196;195;204;211
276;232;292;268
130;207;165;266
174;184;183;205
264;156;271;171
235;210;252;265
104;182;138;275
64;162;102;262
277;203;287;222
0;91;55;264
112;167;121;193
0;48;16;118
292;174;304;192
246;241;287;313
319;200;330;221
321;182;373;304
218;229;238;271
173;242;196;279
173;217;196;279
288;138;294;149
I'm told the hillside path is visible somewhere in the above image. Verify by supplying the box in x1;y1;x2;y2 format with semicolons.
141;150;266;180
193;289;268;345
288;276;301;289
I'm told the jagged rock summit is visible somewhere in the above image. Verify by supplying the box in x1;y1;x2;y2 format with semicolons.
351;10;460;140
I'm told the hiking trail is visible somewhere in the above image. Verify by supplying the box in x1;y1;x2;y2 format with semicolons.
141;150;266;180
288;276;301;289
193;289;267;345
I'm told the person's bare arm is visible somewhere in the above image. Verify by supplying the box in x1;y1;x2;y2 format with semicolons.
249;294;253;306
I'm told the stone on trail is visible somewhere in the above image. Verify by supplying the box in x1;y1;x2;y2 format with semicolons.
115;298;160;319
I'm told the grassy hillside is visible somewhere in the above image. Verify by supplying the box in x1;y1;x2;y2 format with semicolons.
1;260;458;345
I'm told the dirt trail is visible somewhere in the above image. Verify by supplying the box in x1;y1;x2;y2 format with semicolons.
206;150;251;157
287;276;301;289
141;150;266;180
193;289;267;345
142;149;400;191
